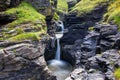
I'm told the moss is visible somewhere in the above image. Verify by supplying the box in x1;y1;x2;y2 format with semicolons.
5;1;45;27
57;0;68;14
2;1;47;41
114;68;120;80
8;31;45;41
88;27;94;31
53;12;60;20
104;0;120;31
71;0;108;16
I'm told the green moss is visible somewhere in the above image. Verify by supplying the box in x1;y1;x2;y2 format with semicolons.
114;68;120;80
57;0;68;14
8;31;45;41
104;0;120;31
53;12;60;20
2;1;47;41
88;27;94;31
71;0;108;16
5;1;45;27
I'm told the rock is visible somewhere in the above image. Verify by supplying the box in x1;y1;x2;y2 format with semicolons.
67;0;77;9
65;68;88;80
25;0;56;16
0;12;16;26
0;37;56;80
100;24;118;37
88;73;105;80
0;0;21;11
102;49;120;68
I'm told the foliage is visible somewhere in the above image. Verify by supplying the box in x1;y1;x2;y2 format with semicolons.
57;0;68;14
71;0;109;16
114;68;120;80
5;1;45;27
104;0;120;31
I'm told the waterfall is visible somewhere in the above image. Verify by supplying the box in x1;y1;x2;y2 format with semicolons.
47;21;73;80
55;21;64;60
55;39;60;60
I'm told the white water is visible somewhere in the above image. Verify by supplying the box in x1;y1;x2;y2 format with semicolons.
55;33;63;60
47;21;73;80
48;59;72;80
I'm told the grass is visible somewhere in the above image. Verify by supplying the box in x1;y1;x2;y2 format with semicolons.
104;0;120;31
114;68;120;80
1;1;47;41
70;0;109;16
57;0;68;14
8;31;45;41
5;1;45;27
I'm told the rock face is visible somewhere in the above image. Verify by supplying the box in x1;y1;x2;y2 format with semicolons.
0;0;22;11
26;0;57;17
62;23;120;80
0;37;56;80
62;2;108;44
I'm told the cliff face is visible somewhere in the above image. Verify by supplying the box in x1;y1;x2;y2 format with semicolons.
0;0;57;80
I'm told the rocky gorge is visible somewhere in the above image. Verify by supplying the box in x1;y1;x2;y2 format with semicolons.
0;0;120;80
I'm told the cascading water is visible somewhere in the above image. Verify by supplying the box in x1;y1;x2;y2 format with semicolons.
47;21;73;80
55;21;64;60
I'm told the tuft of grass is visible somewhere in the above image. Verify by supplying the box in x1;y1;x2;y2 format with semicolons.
114;68;120;80
70;0;109;16
5;1;45;27
104;0;120;31
57;0;68;14
8;31;45;41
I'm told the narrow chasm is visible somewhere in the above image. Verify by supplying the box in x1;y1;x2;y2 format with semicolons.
44;21;75;80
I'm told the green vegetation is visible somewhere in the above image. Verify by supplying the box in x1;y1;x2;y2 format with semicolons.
0;1;47;41
5;1;45;27
57;0;68;14
104;0;120;30
8;31;45;41
53;12;60;20
114;68;120;80
71;0;108;16
88;27;94;31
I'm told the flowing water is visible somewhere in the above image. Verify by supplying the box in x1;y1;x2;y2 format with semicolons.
47;59;72;80
47;21;73;80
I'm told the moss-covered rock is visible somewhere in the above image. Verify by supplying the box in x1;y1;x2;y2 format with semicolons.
70;0;109;16
57;0;68;14
0;1;46;41
5;2;45;28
